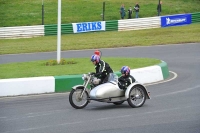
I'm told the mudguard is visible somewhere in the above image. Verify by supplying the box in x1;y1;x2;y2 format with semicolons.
72;85;84;90
125;82;150;99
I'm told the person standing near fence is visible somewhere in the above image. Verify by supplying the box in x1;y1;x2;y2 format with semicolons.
120;4;126;19
134;2;140;18
128;6;133;19
157;1;162;16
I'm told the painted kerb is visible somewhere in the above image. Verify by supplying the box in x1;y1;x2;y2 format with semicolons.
0;77;55;97
54;75;83;92
158;61;169;79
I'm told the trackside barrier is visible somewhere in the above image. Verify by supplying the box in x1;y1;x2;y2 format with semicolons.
0;61;169;97
106;20;118;31
0;25;44;39
44;24;73;36
0;12;199;39
44;20;118;35
191;12;200;23
54;75;83;92
158;61;169;79
118;16;160;31
0;77;55;97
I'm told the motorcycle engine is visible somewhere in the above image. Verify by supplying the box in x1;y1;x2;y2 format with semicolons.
92;77;101;85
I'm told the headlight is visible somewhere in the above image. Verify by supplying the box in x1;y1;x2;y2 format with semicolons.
82;74;87;80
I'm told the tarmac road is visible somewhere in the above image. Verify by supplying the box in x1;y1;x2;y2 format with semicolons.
0;43;200;133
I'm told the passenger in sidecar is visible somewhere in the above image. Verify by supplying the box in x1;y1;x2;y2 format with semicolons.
118;66;136;90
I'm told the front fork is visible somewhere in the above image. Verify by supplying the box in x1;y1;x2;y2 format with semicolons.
80;76;91;98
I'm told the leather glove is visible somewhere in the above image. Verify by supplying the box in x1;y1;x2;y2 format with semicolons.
94;72;102;77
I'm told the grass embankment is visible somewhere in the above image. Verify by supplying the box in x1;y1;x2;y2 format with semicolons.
0;58;161;79
0;23;200;55
0;0;200;27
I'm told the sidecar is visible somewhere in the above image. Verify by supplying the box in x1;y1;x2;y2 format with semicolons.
69;73;150;109
88;74;150;107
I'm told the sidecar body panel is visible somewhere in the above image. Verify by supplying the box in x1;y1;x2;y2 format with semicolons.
89;82;124;99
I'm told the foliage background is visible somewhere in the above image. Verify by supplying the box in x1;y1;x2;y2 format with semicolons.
0;0;200;27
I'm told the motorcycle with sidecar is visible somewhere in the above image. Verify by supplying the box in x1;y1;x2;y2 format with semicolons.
69;72;150;109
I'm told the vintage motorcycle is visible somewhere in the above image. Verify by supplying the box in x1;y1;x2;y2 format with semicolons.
69;72;150;109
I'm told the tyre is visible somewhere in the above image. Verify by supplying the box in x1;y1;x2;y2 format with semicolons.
113;101;124;105
69;88;89;109
127;85;146;108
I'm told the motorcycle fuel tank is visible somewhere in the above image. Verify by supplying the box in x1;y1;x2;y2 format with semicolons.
89;83;124;99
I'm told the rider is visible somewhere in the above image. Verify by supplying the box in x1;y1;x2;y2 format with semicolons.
118;66;135;90
90;54;113;84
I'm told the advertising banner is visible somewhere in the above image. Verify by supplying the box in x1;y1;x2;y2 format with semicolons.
161;14;191;27
72;21;105;33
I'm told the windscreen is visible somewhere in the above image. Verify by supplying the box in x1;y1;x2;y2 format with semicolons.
107;73;118;84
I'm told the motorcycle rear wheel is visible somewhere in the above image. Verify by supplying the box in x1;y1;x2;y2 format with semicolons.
69;88;89;109
127;85;146;108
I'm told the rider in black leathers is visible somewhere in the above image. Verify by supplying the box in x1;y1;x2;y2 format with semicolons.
91;54;113;84
118;66;135;90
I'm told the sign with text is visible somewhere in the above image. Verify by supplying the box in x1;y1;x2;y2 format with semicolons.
161;14;191;27
72;21;105;33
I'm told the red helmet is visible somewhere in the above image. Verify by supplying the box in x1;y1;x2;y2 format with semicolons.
94;50;101;56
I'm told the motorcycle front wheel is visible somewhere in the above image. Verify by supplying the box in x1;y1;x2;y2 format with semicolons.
127;85;146;108
69;88;89;109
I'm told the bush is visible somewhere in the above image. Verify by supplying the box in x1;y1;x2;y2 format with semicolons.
45;59;77;66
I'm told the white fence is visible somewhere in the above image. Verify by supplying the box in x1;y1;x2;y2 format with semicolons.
118;16;160;31
0;25;44;39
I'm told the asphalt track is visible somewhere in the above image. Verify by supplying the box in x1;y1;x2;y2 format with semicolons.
0;43;200;133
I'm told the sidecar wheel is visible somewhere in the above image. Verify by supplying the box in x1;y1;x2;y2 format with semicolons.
127;85;146;108
113;101;124;105
69;88;89;109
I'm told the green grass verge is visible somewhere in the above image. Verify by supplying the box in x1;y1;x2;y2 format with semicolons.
0;0;200;27
0;24;200;55
0;57;161;79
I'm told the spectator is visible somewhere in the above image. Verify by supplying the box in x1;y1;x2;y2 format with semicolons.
128;6;133;19
120;4;126;19
134;2;140;18
157;1;162;16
